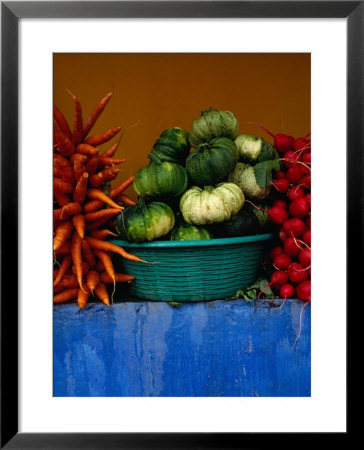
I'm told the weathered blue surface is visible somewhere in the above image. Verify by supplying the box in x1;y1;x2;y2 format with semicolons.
53;299;310;397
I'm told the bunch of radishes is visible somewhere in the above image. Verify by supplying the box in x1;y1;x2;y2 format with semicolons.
253;126;311;306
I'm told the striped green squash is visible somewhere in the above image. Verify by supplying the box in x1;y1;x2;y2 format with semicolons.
149;127;191;165
170;224;212;241
186;137;239;186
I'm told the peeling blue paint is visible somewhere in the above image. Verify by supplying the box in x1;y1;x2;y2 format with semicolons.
53;299;310;397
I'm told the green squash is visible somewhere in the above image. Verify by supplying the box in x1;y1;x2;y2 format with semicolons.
209;207;259;238
186;137;239;186
189;108;239;147
171;224;212;241
133;154;188;197
180;183;244;225
149;127;191;165
115;199;175;242
235;134;275;164
228;162;271;199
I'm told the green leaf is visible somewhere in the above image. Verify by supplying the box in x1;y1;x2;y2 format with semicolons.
168;301;183;308
254;159;280;187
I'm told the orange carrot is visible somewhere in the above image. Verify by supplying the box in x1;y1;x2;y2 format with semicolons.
116;194;137;206
72;214;85;239
85;126;122;147
70;93;83;146
54;191;71;208
86;270;100;294
85;237;146;263
54;177;74;194
72;261;89;276
54;105;72;139
53;255;72;286
82;239;96;269
71;231;84;289
72;153;87;181
101;141;120;158
73;172;89;204
109;175;134;199
82;91;113;139
54;221;73;251
77;284;91;309
98;157;126;167
54;240;72;255
90;229;117;240
84;208;121;222
85;215;116;231
101;168;120;181
93;250;115;284
54;120;75;157
54;288;79;304
89;171;104;187
96;259;105;272
100;272;135;284
83;199;103;213
76;143;99;156
86;188;123;210
54;202;82;221
55;273;79;290
85;156;99;174
54;154;74;184
94;283;110;306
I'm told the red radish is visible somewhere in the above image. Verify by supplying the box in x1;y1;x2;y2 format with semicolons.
270;246;284;259
286;166;302;184
279;283;295;309
273;253;292;270
302;229;311;246
289;197;310;218
245;201;288;225
248;122;294;154
284;237;301;256
282;218;306;237
288;185;305;201
279;228;289;241
296;280;311;302
287;262;309;283
305;216;311;228
293;137;310;153
282;150;300;168
301;152;311;164
274;170;287;180
298;248;311;267
273;199;288;209
257;270;289;304
304;193;311;206
272;178;289;193
301;176;311;189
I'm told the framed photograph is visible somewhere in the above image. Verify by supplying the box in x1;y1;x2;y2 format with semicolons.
1;1;356;448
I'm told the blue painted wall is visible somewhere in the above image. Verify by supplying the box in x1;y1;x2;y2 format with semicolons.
53;299;310;397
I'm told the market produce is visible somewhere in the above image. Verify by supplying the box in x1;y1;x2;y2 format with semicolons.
149;127;191;165
209;207;259;238
186;137;239;186
133;155;188;197
53;91;141;307
189;108;239;147
170;224;212;241
234;134;275;163
115;200;175;242
180;183;244;225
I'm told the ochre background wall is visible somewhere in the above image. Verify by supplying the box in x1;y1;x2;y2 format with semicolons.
54;53;310;201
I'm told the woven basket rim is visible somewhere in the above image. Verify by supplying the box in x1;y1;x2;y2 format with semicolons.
109;233;273;249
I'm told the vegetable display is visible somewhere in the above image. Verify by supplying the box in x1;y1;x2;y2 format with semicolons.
53;91;142;308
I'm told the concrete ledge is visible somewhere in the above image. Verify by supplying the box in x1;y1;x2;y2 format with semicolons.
53;299;310;397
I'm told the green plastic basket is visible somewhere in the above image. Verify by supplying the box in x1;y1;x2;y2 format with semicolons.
109;234;273;302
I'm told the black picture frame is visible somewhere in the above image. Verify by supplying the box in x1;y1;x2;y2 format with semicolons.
1;1;357;448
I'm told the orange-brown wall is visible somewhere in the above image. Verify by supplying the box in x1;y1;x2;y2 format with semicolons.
54;53;310;200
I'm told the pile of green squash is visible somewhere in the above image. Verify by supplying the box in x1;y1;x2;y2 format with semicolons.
116;108;279;243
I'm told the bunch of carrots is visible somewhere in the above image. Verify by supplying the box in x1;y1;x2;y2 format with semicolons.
53;90;144;308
